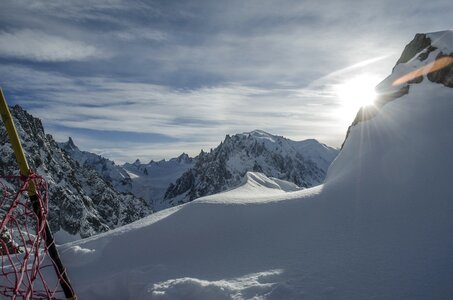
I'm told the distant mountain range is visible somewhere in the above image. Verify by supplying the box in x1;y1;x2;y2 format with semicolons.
163;130;339;207
60;130;339;210
1;105;339;241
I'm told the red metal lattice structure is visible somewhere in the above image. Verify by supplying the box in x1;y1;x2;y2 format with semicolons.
0;88;76;299
0;174;71;299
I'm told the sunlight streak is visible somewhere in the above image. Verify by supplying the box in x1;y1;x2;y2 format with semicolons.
309;55;389;87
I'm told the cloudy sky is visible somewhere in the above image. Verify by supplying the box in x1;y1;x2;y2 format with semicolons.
1;0;451;163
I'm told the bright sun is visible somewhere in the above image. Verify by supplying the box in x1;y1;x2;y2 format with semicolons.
335;74;381;121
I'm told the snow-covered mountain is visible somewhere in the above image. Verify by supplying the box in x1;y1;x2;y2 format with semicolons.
68;130;336;211
163;130;338;207
59;30;453;299
58;138;194;210
0;106;151;240
122;154;194;211
59;137;133;193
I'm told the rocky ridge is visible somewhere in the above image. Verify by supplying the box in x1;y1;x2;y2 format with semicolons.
59;137;132;194
0;106;151;239
163;130;338;207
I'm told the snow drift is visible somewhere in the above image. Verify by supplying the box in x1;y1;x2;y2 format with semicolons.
59;31;453;299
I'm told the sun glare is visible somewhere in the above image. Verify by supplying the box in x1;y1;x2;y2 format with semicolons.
335;74;381;122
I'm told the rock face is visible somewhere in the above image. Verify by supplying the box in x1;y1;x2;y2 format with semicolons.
163;130;339;207
395;31;453;88
59;137;133;193
427;53;453;87
0;106;151;238
395;33;434;65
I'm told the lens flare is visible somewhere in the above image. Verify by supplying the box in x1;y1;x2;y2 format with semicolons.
393;56;453;86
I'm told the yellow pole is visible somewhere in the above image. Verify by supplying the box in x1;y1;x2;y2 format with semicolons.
0;89;37;196
0;88;76;300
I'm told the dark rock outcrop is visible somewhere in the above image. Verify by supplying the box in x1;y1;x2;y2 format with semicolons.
396;33;436;65
0;106;152;238
59;137;133;194
427;53;453;88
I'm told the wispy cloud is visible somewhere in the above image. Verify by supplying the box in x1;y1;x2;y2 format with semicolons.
0;30;104;62
113;28;167;42
0;64;346;162
1;0;452;162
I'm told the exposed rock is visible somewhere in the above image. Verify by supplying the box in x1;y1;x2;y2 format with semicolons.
59;137;133;194
427;53;453;88
0;106;151;238
164;130;339;207
396;33;435;65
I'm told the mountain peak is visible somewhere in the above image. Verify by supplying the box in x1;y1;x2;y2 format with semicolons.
59;136;80;152
164;130;339;205
392;30;453;89
239;129;278;143
395;33;433;65
244;129;274;137
66;137;78;151
396;30;453;66
427;30;453;51
176;152;191;163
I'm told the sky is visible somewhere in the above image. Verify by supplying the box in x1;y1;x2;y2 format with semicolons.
0;0;452;164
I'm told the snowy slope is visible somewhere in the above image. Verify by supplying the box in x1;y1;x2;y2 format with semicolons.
55;31;453;299
122;154;194;210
